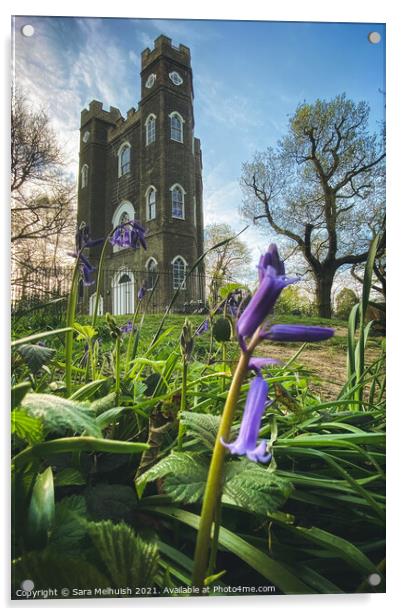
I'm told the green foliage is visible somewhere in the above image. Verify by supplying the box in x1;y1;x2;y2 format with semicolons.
335;288;359;320
275;286;313;316
85;484;138;524
212;317;232;342
17;343;56;373
12;408;43;446
26;467;55;550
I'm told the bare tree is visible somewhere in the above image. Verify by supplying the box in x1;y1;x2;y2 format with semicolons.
241;94;385;317
204;223;252;304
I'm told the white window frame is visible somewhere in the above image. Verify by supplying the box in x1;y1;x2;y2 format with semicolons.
172;255;188;290
170;183;186;220
111;269;135;315
169;111;184;143
81;164;89;188
117;141;131;178
145;257;158;290
145;186;157;221
169;71;183;86
89;293;103;316
145;113;156;145
112;201;135;253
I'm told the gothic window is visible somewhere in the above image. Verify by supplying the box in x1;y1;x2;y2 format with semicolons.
145;186;156;221
145;257;158;290
112;201;135;253
170;184;185;219
112;269;135;315
89;293;103;316
169;112;184;142
169;71;183;86
172;256;187;290
81;164;89;188
118;142;131;177
145;114;156;145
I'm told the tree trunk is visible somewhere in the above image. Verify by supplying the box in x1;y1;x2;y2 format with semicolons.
315;270;335;318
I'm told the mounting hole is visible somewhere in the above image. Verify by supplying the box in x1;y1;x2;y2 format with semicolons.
21;24;35;37
368;31;381;44
368;573;382;586
21;579;35;592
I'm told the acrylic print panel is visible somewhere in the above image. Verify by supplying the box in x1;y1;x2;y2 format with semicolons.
11;16;385;600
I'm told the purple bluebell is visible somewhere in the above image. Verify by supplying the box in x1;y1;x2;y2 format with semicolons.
248;357;281;372
221;373;272;464
263;324;334;343
110;220;147;250
195;319;209;336
258;243;285;281
138;286;146;301
120;321;133;335
69;222;104;287
237;263;297;339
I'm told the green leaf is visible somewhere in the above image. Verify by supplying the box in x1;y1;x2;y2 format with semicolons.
69;378;109;401
89;391;117;414
49;495;88;556
88;520;159;587
212;317;232;342
17;343;56;373
11;408;43;446
181;411;221;449
136;452;209;504
224;459;293;514
11;327;73;347
85;484;137;524
21;392;102;438
11;382;31;410
73;322;97;340
142;505;313;594
26;467;55;549
54;468;86;487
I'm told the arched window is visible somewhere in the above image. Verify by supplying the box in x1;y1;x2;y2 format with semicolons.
81;164;89;188
172;256;187;290
112;201;135;253
169;112;184;142
145;114;156;145
145;186;156;221
170;184;185;219
89;293;103;316
112;269;135;315
118;142;131;177
145;257;158;290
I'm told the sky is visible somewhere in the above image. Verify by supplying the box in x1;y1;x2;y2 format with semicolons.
12;16;386;270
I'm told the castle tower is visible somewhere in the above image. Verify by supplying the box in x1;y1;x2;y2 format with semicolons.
77;35;204;315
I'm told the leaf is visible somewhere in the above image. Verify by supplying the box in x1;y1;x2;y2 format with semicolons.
11;327;73;347
224;459;293;514
181;411;222;449
85;484;138;524
69;378;109;401
73;322;97;340
21;392;101;437
54;468;86;487
88;520;159;587
89;391;117;414
11;408;43;446
49;495;88;556
137;452;209;504
17;343;56;373
26;467;55;550
11;382;31;410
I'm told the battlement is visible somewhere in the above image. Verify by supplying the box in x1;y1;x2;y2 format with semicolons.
80;100;123;127
141;34;191;70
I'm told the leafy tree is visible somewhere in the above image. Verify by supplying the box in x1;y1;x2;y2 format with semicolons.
335;287;359;320
241;94;385;317
204;223;252;304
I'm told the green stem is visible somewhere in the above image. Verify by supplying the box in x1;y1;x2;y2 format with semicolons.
124;300;142;375
207;495;222;578
221;342;227;393
91;233;112;329
177;360;188;450
115;336;121;407
65;260;81;397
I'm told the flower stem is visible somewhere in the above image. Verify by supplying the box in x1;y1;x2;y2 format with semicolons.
124;300;142;376
177;360;188;450
91;233;112;328
65;259;81;397
115;336;121;407
191;348;250;587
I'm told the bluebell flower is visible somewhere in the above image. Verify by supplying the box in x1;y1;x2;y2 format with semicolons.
120;321;133;335
248;357;281;372
138;286;146;301
69;222;104;287
110;220;147;250
221;373;272;464
195;319;209;336
263;324;334;343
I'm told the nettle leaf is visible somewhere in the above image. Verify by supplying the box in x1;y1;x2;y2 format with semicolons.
89;392;117;415
18;343;56;373
11;408;43;445
180;411;221;449
224;459;294;514
49;495;88;556
87;520;159;588
137;452;209;504
21;393;101;437
54;468;86;487
11;382;31;410
85;484;137;524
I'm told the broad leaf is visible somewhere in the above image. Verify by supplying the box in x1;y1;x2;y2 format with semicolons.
26;467;55;550
11;409;43;446
18;343;56;373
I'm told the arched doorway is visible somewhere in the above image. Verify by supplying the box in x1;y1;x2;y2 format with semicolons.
112;270;135;315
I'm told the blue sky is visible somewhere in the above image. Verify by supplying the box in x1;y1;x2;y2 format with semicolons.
12;16;385;264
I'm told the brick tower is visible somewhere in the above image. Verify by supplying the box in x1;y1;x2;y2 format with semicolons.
77;35;204;315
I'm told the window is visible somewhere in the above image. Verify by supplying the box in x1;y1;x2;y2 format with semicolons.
89;293;103;316
146;186;156;221
112;201;135;253
145;258;158;290
118;142;131;177
145;114;156;145
169;71;183;86
171;184;185;219
172;256;187;290
145;73;156;89
169;112;184;142
81;164;88;188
